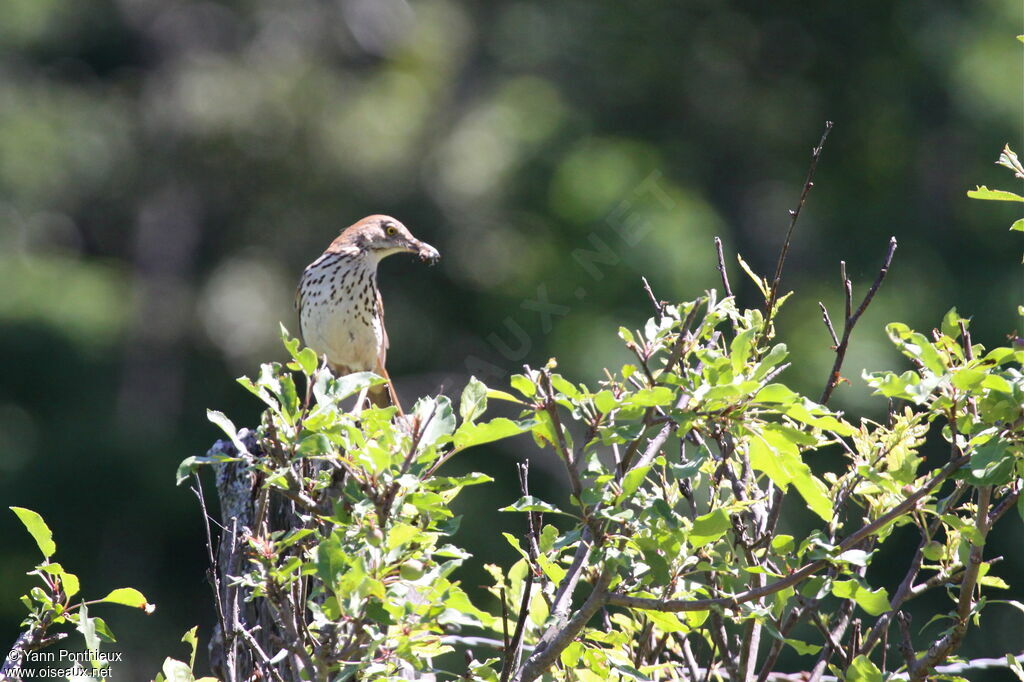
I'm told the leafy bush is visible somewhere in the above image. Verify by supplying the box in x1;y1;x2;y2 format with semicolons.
2;507;214;682
184;255;1023;681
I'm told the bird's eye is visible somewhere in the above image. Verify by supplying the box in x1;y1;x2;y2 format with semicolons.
385;225;397;236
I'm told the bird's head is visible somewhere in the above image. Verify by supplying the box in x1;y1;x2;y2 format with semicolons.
340;215;440;265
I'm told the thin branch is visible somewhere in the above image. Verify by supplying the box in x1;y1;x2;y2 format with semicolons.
820;237;897;404
714;237;734;298
502;463;539;682
908;484;993;680
642;276;666;319
819;302;839;347
758;121;833;348
192;473;232;679
515;570;613;682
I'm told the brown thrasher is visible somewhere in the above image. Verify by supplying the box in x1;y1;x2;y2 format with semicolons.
295;215;440;408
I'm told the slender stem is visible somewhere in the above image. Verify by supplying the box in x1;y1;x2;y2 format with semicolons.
758;121;833;350
820;237;897;404
714;237;734;298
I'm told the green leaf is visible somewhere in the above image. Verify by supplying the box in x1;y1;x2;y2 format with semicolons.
785;639;822;656
958;440;1014;486
621;464;650;499
771;535;795;555
754;344;789;380
967;186;1024;202
181;626;199;670
750;428;834;523
486;388;525;404
297;433;333;456
730;329;756;375
645;610;689;634
1009;653;1024;682
941;307;962;339
627;386;675;407
755;384;798;404
175;453;240;486
846;655;883;682
983;374;1013;393
499;496;574;516
737;254;769;298
510;374;537;398
460;377;488;423
11;507;56;558
594;390;618;414
39;563;79;599
161;658;194;682
689;509;730;548
885;323;947;375
550;374;581;399
1011;218;1024;232
77;603;100;653
206;410;250;456
453;418;530;450
415;395;456;446
92;617;116;643
101;588;153;611
952;368;986;391
561;641;584;667
317;532;347;591
831;580;890;616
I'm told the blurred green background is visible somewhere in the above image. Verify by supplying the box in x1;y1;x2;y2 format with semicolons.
0;0;1021;677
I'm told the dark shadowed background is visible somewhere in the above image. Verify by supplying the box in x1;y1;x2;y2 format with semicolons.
0;0;1021;678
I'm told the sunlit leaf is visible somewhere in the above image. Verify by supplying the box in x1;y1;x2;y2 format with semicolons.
11;507;56;558
689;509;730;547
460;376;488;423
967;186;1024;202
831;580;890;616
453;418;531;450
846;655;883;682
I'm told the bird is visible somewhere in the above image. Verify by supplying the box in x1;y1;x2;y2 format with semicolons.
295;215;440;409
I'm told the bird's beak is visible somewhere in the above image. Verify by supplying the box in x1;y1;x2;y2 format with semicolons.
412;240;440;265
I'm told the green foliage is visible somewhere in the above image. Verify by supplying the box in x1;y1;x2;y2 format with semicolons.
187;286;1024;680
154;628;218;682
7;507;156;680
181;329;539;679
968;145;1024;259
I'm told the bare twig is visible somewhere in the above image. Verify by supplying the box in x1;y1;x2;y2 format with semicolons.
714;237;734;298
820;237;897;404
758;121;833;348
819;302;839;347
502;464;539;682
192;473;233;680
642;276;666;319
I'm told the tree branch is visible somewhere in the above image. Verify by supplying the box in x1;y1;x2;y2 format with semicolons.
820;237;897;404
758;121;833;349
515;570;613;682
607;454;968;613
